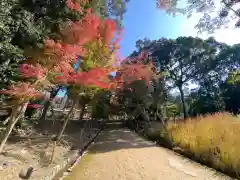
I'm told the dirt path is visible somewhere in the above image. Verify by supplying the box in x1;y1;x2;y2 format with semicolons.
64;128;234;180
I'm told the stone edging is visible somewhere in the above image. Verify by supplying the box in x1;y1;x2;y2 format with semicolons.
39;127;103;180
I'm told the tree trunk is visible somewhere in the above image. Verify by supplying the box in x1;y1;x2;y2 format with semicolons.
178;85;187;119
0;102;28;153
40;100;51;121
49;99;77;164
78;102;86;121
54;99;77;143
155;112;167;131
39;87;61;122
2;116;10;125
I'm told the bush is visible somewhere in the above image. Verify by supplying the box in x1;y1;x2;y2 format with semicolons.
91;101;109;119
167;112;240;176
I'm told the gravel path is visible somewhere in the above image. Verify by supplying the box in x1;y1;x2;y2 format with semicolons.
64;128;234;180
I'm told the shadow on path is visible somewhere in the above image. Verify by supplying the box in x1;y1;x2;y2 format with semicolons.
64;127;232;180
88;128;155;154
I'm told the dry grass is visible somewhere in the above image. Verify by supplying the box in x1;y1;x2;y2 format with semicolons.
166;112;240;176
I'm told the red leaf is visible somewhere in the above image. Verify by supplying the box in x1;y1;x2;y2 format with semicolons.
19;64;47;79
0;82;42;99
27;104;43;109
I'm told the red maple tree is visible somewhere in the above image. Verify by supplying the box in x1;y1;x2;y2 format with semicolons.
0;1;157;154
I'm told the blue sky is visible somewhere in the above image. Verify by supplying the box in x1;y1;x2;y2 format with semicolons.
119;0;184;57
119;0;240;57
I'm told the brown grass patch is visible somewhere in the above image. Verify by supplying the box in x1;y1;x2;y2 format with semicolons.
167;112;240;176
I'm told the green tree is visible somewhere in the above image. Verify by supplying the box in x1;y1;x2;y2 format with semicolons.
148;37;222;118
215;43;240;88
188;80;225;116
229;71;240;84
135;38;152;51
221;73;240;114
91;0;130;27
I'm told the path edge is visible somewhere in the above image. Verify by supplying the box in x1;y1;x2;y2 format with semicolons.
39;122;104;180
126;125;236;180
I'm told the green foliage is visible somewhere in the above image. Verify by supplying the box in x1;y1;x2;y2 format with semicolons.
157;0;240;33
132;36;240;118
221;75;240;114
150;37;223;85
165;102;177;118
188;82;225;116
91;0;130;28
135;38;152;51
144;36;223;117
91;102;109;119
228;71;240;84
91;92;110;119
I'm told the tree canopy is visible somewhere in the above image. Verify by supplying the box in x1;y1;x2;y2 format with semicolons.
156;0;240;33
0;0;129;92
131;35;240;118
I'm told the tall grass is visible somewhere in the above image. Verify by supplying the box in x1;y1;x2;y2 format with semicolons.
167;112;240;176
